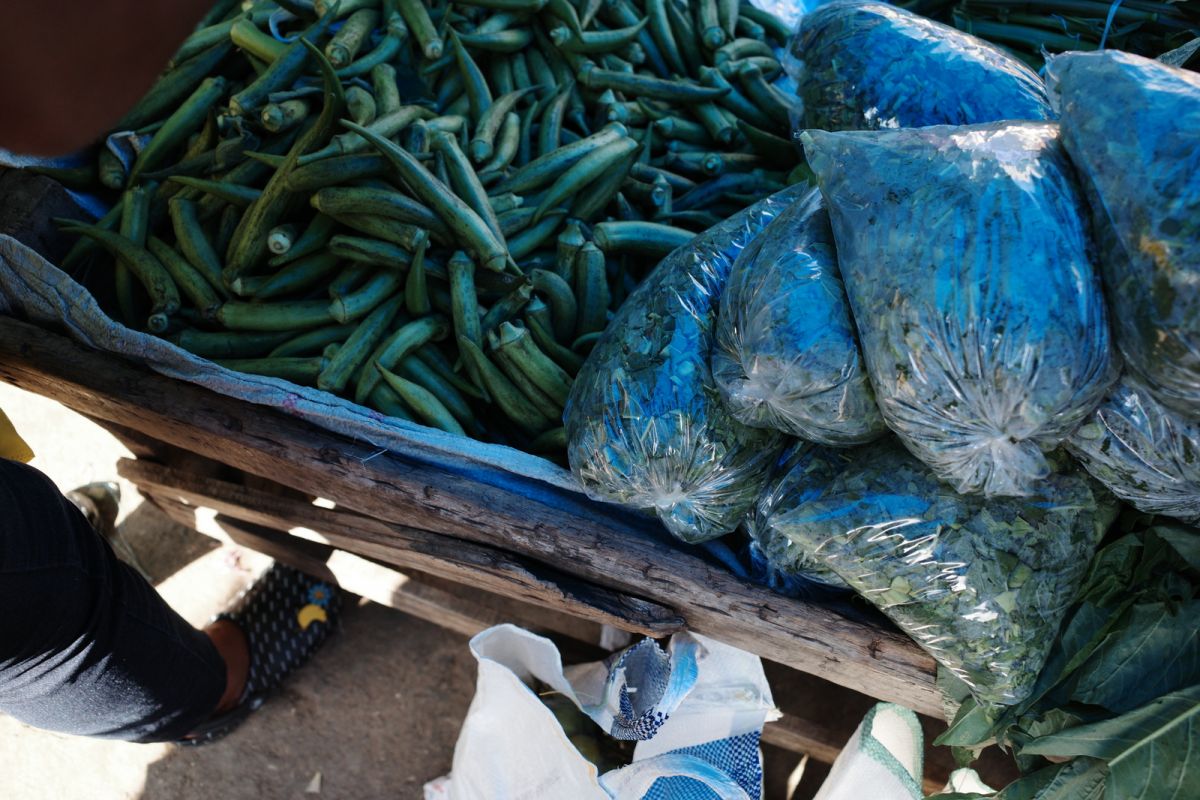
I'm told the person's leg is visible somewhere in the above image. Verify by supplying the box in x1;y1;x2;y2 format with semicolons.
0;458;235;742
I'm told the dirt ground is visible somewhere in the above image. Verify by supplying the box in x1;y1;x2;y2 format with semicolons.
0;382;479;800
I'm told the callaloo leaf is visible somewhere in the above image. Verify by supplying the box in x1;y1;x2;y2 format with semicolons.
1077;535;1143;607
997;758;1108;800
928;759;1110;800
1022;686;1200;799
935;696;1001;749
1154;525;1200;572
1072;601;1200;713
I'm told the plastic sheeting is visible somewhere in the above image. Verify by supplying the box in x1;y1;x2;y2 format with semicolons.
803;122;1117;497
788;1;1052;132
1067;375;1200;525
753;437;1116;707
1047;51;1200;419
713;185;884;445
565;185;811;545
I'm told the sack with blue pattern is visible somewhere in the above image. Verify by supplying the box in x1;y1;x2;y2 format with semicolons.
427;625;776;800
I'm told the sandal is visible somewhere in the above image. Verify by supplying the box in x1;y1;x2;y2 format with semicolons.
178;563;342;746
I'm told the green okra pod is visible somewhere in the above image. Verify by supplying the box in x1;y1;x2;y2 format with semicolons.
494;320;573;406
231;18;287;63
251;251;342;300
326;8;379;67
371;64;402;116
354;314;451;404
319;293;404;393
146;236;221;318
573;242;609;337
529;269;577;342
344;120;510;272
174;329;295;359
310;186;449;239
167;196;226;296
430;130;506;244
129;76;227;183
405;239;432;316
375;365;466;435
328;235;415;270
577;64;729;103
268;214;337;267
457;336;555;435
215;356;327;385
398;0;443;59
269;323;357;358
216;300;336;331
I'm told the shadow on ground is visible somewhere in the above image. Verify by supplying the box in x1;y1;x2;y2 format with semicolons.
136;601;476;800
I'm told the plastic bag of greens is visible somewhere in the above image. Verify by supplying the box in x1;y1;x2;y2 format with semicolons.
1046;51;1200;418
759;437;1116;706
713;186;885;445
1066;375;1200;525
565;185;810;544
803;122;1117;497
788;0;1052;133
745;442;854;592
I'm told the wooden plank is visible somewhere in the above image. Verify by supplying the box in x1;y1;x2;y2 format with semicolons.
150;493;610;645
0;316;943;716
132;463;683;638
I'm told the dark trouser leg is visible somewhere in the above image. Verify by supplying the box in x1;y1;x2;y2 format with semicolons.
0;459;225;742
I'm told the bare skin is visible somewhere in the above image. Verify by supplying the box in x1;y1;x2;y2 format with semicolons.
204;619;251;714
0;1;215;155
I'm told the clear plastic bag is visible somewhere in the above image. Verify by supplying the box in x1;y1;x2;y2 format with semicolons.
746;442;854;592
754;437;1116;707
788;0;1052;132
713;186;886;445
565;185;810;544
1066;375;1200;525
1046;51;1200;418
803;122;1118;497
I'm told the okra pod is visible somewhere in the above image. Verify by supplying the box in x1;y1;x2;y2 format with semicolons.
577;64;729;103
215;356;327;385
252;251;342;300
495;320;573;406
431;130;506;244
268;214;337;267
405;239;432;316
216;300;336;331
573;242;609;337
146;236;221;317
345;86;378;126
371;64;402;116
168;197;226;295
534;137;638;221
376;366;466;435
319;293;404;393
174;328;295;359
328;234;415;270
129;76;227;183
529;269;577;342
231;18;287;63
326;8;379;67
311;186;448;239
354;315;451;404
166;175;262;206
398;0;443;59
458;336;554;435
344;121;510;272
269;323;358;358
593;220;693;257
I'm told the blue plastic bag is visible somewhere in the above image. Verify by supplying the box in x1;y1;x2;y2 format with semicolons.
788;0;1052;132
1047;51;1200;419
803;121;1117;497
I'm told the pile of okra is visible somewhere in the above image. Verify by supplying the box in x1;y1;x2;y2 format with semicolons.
42;0;803;454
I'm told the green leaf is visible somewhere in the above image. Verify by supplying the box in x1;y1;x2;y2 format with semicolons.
1022;686;1200;799
1072;601;1200;713
1077;535;1142;607
994;759;1108;800
1153;525;1200;572
938;664;975;722
935;695;1000;748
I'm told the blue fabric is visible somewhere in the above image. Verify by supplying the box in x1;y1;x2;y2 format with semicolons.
642;732;764;800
